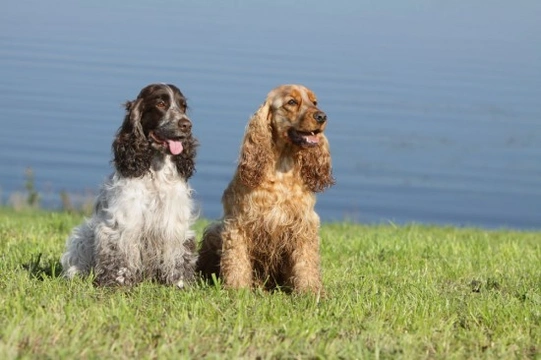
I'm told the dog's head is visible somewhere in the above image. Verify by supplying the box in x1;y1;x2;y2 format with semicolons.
113;83;197;179
237;84;335;192
267;84;327;148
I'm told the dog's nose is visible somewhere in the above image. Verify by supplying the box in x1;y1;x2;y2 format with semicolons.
179;118;192;132
313;111;327;124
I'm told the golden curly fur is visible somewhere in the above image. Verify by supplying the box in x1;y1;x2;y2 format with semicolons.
197;84;335;294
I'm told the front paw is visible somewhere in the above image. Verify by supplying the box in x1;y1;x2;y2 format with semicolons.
175;277;185;289
115;267;131;285
94;266;138;287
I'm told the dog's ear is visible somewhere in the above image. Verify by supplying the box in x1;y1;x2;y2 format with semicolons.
112;98;151;177
173;136;198;179
237;101;274;188
297;135;335;192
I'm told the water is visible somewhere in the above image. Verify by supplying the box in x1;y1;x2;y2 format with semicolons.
1;1;540;229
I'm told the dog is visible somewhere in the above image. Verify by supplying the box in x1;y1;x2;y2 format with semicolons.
61;83;198;287
197;84;335;294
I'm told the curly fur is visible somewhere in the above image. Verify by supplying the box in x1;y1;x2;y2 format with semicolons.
61;83;198;287
197;84;335;294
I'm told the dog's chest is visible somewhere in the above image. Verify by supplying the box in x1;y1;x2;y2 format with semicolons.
107;168;193;233
247;167;316;219
271;160;310;201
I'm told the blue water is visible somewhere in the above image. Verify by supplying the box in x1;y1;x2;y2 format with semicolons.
1;1;540;229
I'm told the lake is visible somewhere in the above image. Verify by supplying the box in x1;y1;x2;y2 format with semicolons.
1;1;540;230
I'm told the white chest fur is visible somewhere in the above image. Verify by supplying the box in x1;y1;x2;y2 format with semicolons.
100;157;195;239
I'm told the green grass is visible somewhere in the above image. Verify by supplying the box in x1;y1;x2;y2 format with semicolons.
1;208;540;359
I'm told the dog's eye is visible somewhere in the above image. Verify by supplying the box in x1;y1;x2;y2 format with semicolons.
313;100;318;106
156;101;167;108
287;99;298;106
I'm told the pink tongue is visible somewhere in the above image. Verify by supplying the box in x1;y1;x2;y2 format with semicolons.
304;135;320;144
167;140;183;155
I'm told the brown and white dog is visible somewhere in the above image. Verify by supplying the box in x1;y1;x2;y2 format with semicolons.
61;83;198;287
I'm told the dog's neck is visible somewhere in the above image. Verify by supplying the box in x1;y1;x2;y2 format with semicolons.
150;152;167;172
149;154;180;182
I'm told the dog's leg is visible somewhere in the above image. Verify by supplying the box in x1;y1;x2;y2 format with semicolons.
93;225;142;287
288;235;323;294
196;223;224;279
61;220;96;278
159;236;197;288
220;225;253;289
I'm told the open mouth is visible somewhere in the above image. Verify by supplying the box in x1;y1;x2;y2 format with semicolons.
287;128;322;147
149;131;184;155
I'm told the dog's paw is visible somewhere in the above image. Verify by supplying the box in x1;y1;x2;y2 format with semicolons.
175;277;185;289
115;267;130;285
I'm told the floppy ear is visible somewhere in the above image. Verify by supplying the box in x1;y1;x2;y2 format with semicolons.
173;135;198;179
297;135;335;192
237;101;274;188
112;98;152;177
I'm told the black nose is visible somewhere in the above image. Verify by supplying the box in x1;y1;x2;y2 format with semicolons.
313;111;327;124
179;118;192;132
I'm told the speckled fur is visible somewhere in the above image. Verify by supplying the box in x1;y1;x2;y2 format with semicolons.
61;84;198;287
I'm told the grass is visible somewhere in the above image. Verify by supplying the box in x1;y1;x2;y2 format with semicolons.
1;208;540;359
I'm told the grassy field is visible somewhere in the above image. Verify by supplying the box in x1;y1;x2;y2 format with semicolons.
0;208;540;359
